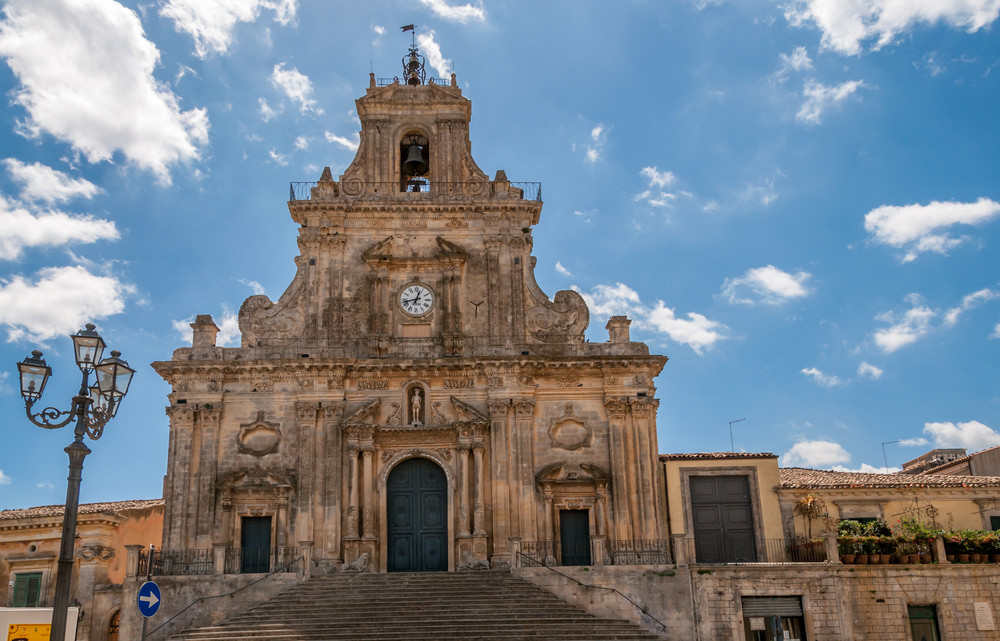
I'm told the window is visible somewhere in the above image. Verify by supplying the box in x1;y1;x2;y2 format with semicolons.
108;610;120;641
908;605;941;641
742;596;806;641
12;572;42;607
990;515;1000;531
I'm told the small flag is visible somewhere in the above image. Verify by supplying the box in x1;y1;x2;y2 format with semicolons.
401;24;415;32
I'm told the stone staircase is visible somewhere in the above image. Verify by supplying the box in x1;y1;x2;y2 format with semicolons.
168;570;663;641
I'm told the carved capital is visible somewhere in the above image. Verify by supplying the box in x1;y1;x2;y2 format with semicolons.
513;400;535;418
166;405;195;424
295;401;320;422
77;545;115;562
198;406;222;423
604;397;629;416
487;399;510;418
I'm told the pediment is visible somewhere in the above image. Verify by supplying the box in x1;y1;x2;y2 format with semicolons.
342;398;381;425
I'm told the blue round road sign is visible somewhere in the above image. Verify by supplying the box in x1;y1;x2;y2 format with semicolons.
137;581;161;618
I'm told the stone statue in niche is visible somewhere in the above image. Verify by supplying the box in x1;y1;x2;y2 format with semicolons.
410;387;423;426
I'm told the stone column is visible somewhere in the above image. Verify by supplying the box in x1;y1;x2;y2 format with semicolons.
458;442;471;536
295;402;320;541
542;485;554;544
163;406;195;549
487;399;512;567
194;406;222;549
825;531;841;564
604;398;632;541
513;399;537;540
361;445;375;539
472;444;486;536
125;545;142;579
346;443;360;538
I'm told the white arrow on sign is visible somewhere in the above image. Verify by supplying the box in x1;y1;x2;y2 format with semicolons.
140;591;159;608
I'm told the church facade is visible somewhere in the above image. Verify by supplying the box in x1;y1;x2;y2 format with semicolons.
151;53;667;576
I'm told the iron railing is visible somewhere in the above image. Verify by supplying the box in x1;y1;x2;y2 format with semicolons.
138;549;214;576
681;538;827;564
289;180;542;202
604;540;672;565
224;547;301;574
376;77;451;87
519;541;556;567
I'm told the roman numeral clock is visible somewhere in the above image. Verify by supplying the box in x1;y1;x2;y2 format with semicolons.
399;283;434;317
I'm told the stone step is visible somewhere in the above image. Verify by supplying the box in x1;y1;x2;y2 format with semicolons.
168;572;663;641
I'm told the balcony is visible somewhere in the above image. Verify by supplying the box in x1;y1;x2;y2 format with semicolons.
289;180;542;203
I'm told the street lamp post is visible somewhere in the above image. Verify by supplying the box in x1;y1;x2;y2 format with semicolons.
16;323;134;641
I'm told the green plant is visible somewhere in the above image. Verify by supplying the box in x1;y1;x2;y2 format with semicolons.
794;494;828;540
838;519;864;537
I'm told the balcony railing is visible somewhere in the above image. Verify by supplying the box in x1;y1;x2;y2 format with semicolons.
289;180;542;202
679;538;828;565
224;547;302;574
376;77;452;87
604;539;673;565
138;549;214;576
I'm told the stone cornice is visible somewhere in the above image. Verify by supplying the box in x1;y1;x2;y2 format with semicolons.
152;354;667;380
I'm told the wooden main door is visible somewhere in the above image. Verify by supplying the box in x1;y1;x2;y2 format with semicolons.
691;475;757;563
560;510;591;566
240;516;272;573
387;458;448;572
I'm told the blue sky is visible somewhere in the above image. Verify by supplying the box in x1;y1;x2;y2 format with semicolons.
0;0;998;509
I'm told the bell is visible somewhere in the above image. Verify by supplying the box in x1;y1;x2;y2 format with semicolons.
402;144;428;176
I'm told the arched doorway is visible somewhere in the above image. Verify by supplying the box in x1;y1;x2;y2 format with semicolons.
387;458;447;572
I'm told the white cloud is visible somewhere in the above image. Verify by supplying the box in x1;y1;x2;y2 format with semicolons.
0;0;209;184
0;265;132;342
782;46;814;72
923;420;1000;450
417;0;486;23
0;469;10;485
0;372;10;395
943;288;1000;326
784;0;1000;56
236;278;266;295
259;98;281;122
325;131;360;152
873;294;936;353
416;31;452;77
782;440;851;467
294;136;309;150
832;463;899;473
272;63;323;115
864;198;1000;262
583;123;608;163
585;147;600;163
3;159;101;204
994;323;1000;340
857;361;883;379
772;46;813;84
37;481;54;489
172;309;240;347
160;0;296;58
555;262;572;277
801;367;844;387
722;265;812;304
635;166;680;208
373;25;386;35
0;196;119;261
796;79;866;125
640;166;676;189
574;282;728;354
898;437;929;447
268;149;288;166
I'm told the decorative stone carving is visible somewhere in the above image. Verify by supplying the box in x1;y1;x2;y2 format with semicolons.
513;400;535;418
525;290;589;343
342;399;381;425
444;378;475;389
342;552;369;573
238;271;307;347
388;403;402;426
549;405;591;451
77;545;115;562
450;396;488;422
237;411;282;456
457;549;490;571
430;402;446;425
486;399;510;418
358;379;388;390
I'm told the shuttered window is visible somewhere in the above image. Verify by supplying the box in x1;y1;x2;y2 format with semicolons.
12;572;42;607
741;595;804;617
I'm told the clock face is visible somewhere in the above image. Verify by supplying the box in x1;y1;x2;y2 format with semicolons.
399;283;434;316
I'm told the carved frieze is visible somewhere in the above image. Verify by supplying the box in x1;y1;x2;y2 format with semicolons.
358;380;388;390
443;378;475;389
77;545;115;562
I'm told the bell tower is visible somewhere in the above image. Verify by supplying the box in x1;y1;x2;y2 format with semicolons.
154;44;668;575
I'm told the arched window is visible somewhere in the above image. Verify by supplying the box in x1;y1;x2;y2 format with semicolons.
108;610;120;641
400;134;430;191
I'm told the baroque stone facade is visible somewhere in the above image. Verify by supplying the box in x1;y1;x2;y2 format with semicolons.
151;69;667;574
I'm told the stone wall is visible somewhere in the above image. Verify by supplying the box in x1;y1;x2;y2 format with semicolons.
518;563;1000;640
